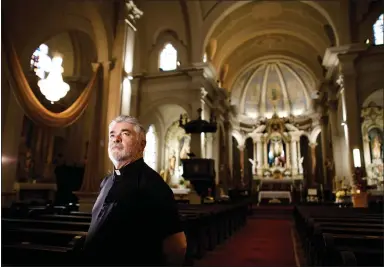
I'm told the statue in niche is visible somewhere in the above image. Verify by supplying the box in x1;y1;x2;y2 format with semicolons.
267;136;286;167
371;135;382;161
369;129;383;163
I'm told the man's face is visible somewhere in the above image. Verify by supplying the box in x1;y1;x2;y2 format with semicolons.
108;122;145;165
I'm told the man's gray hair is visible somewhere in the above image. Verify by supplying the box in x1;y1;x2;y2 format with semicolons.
109;115;146;137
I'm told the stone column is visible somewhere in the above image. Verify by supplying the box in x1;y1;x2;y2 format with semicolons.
363;136;371;168
291;137;298;175
309;143;318;186
320;115;330;185
256;139;263;176
263;138;268;167
73;63;105;212
338;54;364;179
238;144;245;187
286;142;291;169
224;118;233;186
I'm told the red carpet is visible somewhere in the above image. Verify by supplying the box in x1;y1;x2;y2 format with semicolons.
195;218;297;267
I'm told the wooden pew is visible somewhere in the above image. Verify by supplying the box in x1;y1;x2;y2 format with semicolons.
319;233;384;266
293;206;384;266
3;199;251;265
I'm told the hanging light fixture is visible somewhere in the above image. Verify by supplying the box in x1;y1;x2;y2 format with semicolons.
37;55;70;104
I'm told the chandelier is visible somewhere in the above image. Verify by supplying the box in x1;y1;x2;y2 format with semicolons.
37;56;70;104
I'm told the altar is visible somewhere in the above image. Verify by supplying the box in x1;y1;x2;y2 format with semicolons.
249;113;304;182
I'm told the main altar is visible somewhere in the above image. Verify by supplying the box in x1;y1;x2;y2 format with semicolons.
248;111;305;203
249;112;304;182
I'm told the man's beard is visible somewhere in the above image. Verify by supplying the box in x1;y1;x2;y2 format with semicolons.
108;145;132;164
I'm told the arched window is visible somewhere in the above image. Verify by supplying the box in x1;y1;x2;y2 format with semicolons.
159;43;177;71
30;44;52;79
373;14;383;45
144;125;157;171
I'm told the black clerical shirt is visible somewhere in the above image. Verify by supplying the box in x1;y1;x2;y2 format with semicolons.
83;158;183;266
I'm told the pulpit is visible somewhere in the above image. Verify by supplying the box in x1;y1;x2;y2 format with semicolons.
182;158;216;204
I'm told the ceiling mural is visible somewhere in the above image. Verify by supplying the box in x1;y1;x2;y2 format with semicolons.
232;60;316;123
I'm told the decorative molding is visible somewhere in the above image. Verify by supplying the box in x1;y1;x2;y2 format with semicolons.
125;0;144;31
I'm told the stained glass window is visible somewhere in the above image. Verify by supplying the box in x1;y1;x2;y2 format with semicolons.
30;44;52;79
144;125;157;171
159;43;177;71
373;14;383;45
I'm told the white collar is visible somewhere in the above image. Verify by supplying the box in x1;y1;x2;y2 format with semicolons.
115;169;121;176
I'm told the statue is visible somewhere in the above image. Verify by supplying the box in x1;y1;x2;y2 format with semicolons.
371;135;382;161
248;158;257;175
299;157;304;174
268;136;286;167
168;151;176;175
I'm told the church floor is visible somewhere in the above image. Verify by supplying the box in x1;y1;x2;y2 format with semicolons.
195;209;299;267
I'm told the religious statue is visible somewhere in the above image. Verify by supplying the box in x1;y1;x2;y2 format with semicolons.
371;135;382;161
299;157;304;174
268;136;286;167
248;158;257;175
168;151;176;175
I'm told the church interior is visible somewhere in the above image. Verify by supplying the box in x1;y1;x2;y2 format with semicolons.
2;0;384;266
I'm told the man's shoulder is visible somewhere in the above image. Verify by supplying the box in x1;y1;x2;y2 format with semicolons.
140;164;171;191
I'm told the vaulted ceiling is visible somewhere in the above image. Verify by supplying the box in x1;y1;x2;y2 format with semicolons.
206;1;338;125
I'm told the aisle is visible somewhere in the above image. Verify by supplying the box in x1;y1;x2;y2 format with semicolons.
194;218;298;267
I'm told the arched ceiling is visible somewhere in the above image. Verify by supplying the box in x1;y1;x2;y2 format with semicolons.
206;1;335;125
231;59;316;120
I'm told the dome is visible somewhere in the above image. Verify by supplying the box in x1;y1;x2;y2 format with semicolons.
231;59;317;121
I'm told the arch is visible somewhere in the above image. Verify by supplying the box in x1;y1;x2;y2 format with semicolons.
148;29;188;72
200;1;340;60
362;88;384;108
232;129;245;147
215;27;327;69
309;125;322;144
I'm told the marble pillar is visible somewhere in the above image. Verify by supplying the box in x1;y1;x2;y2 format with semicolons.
291;139;298;175
309;143;318;185
238;144;245;187
338;55;365;180
73;63;105;212
256;140;263;176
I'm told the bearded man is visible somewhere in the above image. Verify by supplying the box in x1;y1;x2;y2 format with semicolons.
83;115;187;266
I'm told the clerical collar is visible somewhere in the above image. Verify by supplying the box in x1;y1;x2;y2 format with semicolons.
114;158;144;177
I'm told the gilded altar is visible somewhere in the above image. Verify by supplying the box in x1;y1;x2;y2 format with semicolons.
249;113;304;181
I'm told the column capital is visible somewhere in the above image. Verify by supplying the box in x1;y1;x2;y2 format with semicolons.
125;0;143;31
337;53;358;76
91;62;101;72
237;144;245;151
309;142;318;148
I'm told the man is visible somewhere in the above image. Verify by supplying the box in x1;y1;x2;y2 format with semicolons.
83;115;187;266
